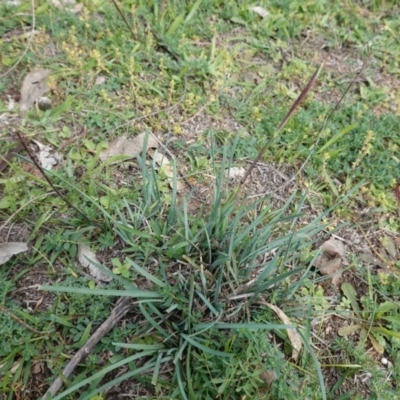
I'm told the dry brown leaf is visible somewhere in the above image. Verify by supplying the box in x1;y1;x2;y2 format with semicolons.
224;166;246;179
33;140;61;170
6;95;15;111
34;296;44;312
20;69;52;114
370;334;385;354
338;324;362;337
315;237;346;282
100;132;158;162
11;361;20;374
149;149;183;192
52;0;83;13
0;242;28;265
359;252;386;268
264;302;301;361
249;6;269;18
77;244;112;282
32;361;42;374
259;367;277;385
95;75;106;85
380;235;397;259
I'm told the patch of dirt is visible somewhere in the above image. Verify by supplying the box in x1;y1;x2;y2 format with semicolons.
0;222;30;243
290;33;400;115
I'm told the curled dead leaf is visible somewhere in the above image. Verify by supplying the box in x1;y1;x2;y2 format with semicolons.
100;132;158;162
20;69;52;114
95;75;106;85
359;252;387;269
315;237;346;283
259;367;277;386
380;235;397;259
0;242;28;265
52;0;83;14
32;361;42;374
149;149;183;192
33;140;61;170
263;302;301;361
224;166;246;180
77;243;112;282
249;6;269;18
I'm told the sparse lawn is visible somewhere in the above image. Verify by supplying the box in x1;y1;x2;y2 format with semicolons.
1;0;400;399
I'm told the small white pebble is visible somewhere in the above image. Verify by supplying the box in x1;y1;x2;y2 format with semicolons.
381;357;393;370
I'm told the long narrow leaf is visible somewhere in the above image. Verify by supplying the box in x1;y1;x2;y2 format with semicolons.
181;334;232;357
81;357;172;400
194;322;293;330
297;329;326;400
39;285;162;298
52;350;156;400
127;258;166;288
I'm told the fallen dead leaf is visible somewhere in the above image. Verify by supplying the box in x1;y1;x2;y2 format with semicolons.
95;75;106;85
6;95;15;111
359;252;387;269
369;334;385;354
33;140;61;170
338;324;362;337
33;296;44;312
78;243;112;282
11;361;20;374
380;235;397;259
263;302;301;362
52;0;83;14
0;242;28;265
224;166;246;180
20;69;52;114
259;367;277;386
315;237;346;283
6;0;21;6
149;149;183;191
32;361;42;374
100;132;158;162
249;6;269;18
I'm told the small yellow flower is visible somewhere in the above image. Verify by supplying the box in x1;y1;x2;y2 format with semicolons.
173;124;183;135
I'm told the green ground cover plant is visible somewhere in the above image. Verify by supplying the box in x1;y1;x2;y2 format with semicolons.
1;0;400;399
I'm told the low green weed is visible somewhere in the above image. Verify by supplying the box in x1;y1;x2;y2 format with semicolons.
338;282;400;354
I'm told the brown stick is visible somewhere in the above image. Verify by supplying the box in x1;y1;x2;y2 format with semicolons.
240;63;323;186
41;297;132;399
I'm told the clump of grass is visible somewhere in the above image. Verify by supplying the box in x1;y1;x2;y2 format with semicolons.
39;139;363;400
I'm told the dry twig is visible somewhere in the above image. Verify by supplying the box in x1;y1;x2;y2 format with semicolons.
42;297;132;399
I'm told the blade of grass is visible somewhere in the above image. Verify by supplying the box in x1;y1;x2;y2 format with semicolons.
39;286;162;298
127;258;167;288
181;334;232;357
298;329;326;400
194;322;293;330
50;351;156;400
